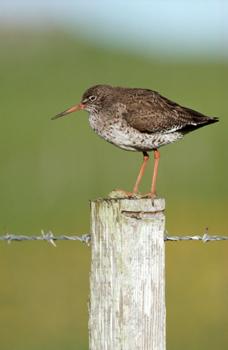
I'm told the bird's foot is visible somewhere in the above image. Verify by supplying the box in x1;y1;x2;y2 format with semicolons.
141;192;157;199
109;189;139;199
109;189;157;199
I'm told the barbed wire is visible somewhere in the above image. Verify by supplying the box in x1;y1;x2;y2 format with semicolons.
0;231;91;247
0;230;228;246
165;234;228;242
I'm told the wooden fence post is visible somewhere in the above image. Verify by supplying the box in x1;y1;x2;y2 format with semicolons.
89;197;166;350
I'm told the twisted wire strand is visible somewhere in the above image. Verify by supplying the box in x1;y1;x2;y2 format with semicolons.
0;231;227;246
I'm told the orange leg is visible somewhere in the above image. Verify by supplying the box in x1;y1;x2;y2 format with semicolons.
151;149;160;196
133;152;149;193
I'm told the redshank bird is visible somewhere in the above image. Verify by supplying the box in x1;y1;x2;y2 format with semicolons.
52;85;218;197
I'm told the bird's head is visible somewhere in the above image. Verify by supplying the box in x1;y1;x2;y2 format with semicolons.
52;84;113;120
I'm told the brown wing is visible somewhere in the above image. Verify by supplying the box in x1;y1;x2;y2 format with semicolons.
121;89;217;134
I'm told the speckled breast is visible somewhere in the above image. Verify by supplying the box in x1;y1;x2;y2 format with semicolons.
88;113;183;152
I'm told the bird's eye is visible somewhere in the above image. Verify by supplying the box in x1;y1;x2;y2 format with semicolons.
89;95;97;102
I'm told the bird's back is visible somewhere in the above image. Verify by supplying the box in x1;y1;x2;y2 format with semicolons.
114;87;218;135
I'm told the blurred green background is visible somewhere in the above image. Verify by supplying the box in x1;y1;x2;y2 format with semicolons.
0;2;228;349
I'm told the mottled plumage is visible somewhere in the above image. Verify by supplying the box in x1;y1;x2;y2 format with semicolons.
53;84;219;196
81;85;218;148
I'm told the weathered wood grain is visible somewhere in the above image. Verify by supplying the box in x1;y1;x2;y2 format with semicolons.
89;197;166;350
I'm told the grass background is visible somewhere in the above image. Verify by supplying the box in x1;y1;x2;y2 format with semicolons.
0;28;228;349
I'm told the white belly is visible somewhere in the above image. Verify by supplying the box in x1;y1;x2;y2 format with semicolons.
89;114;183;151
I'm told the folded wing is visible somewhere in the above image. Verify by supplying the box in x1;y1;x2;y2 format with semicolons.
122;90;218;134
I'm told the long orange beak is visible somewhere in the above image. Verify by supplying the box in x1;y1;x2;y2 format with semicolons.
51;103;85;120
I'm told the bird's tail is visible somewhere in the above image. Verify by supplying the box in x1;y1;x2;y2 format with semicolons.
181;105;219;133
